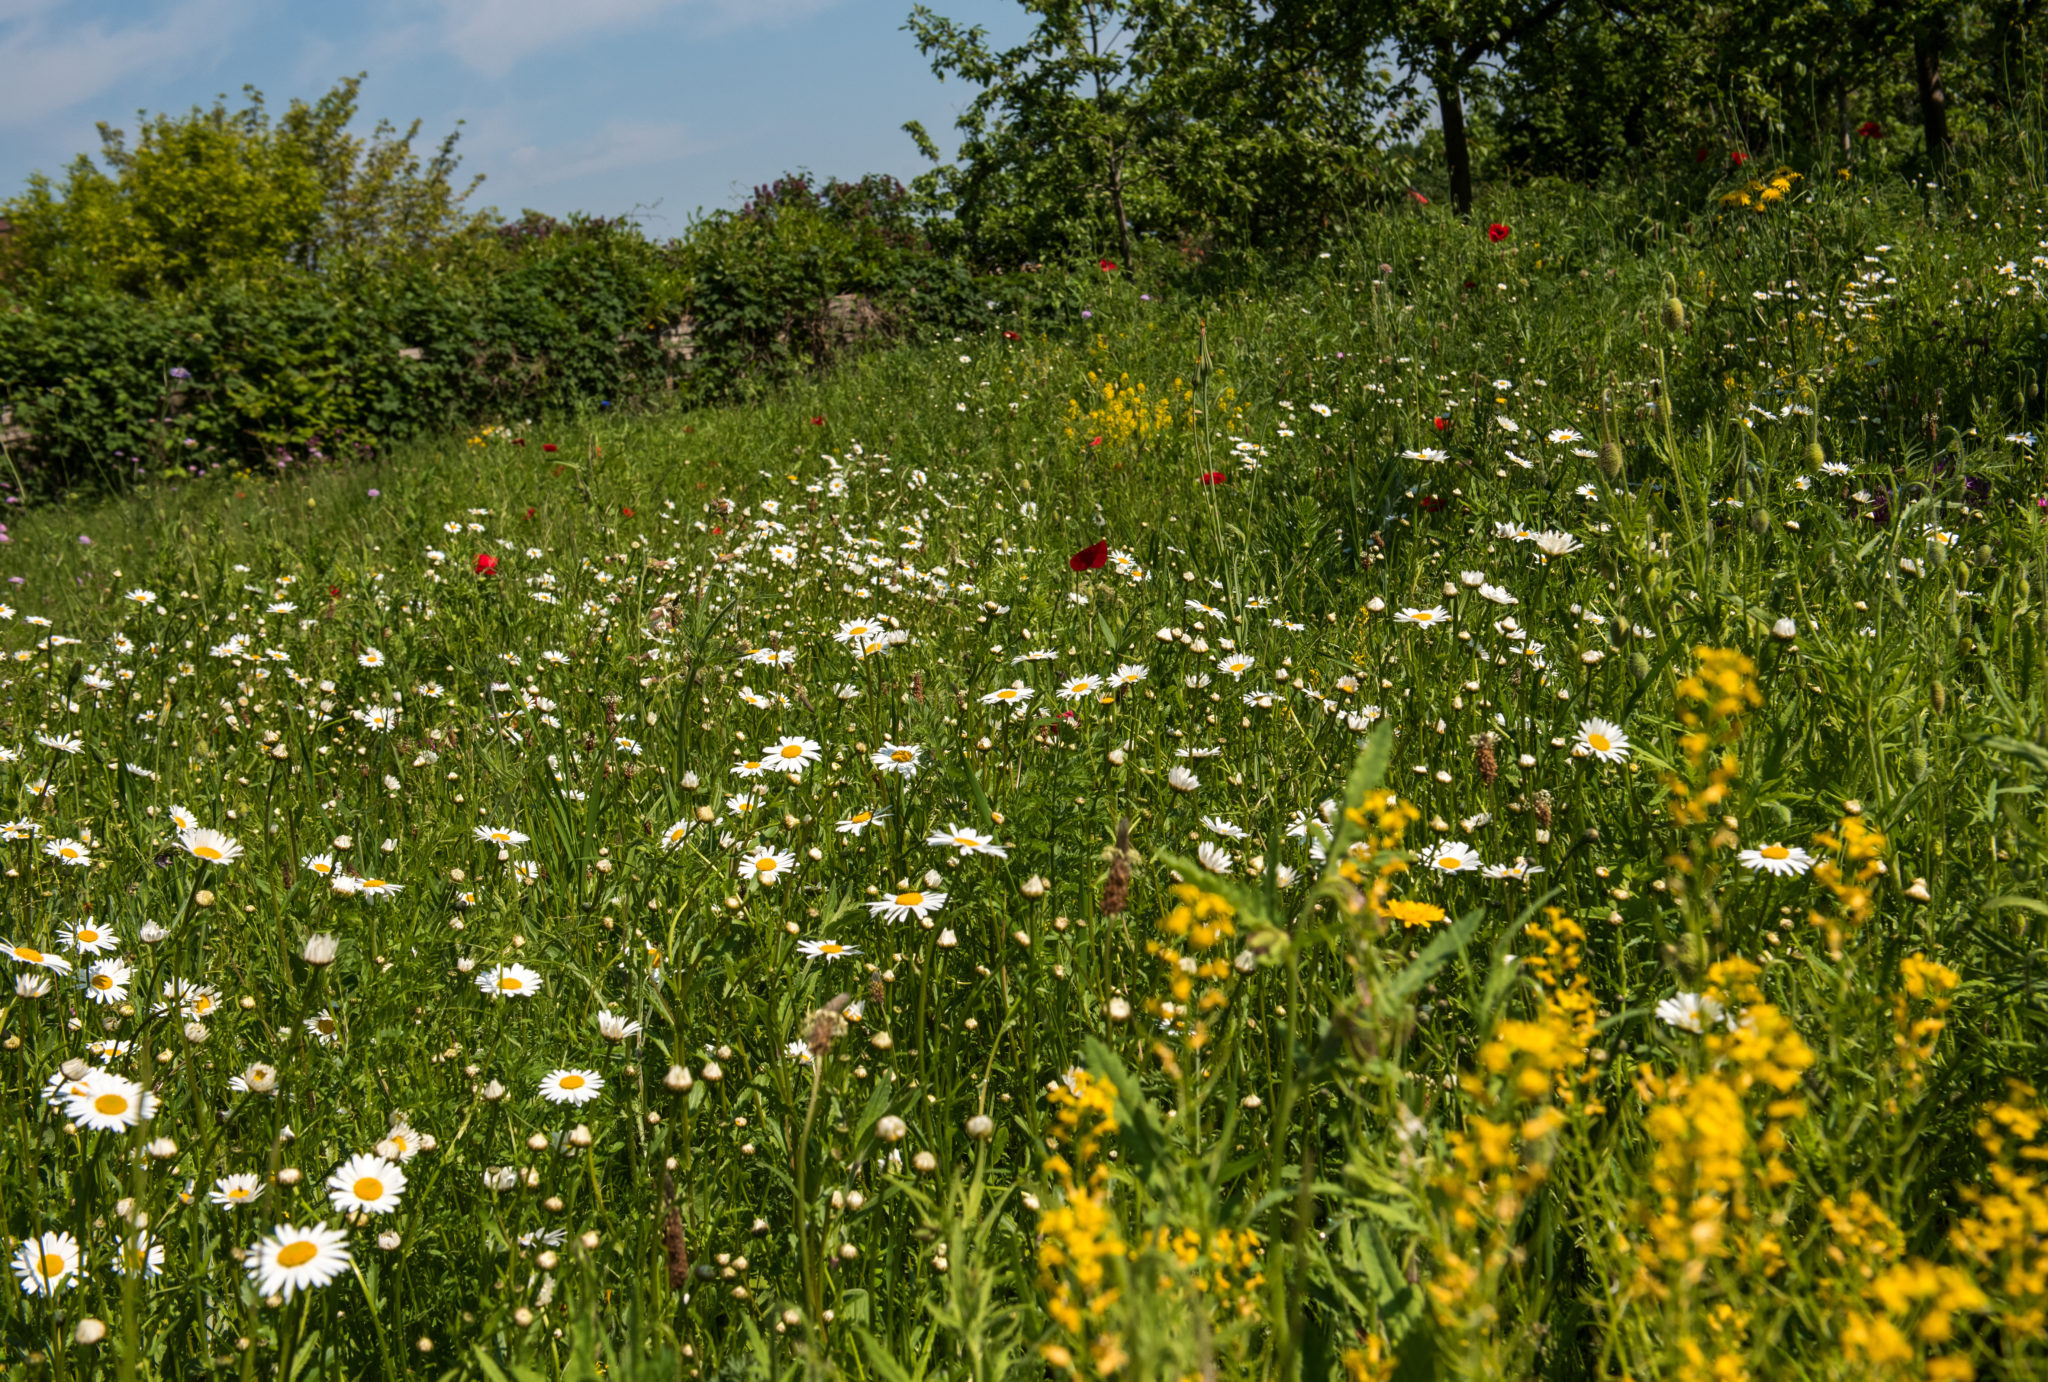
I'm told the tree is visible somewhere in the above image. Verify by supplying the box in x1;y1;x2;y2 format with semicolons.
0;76;487;294
903;0;1400;266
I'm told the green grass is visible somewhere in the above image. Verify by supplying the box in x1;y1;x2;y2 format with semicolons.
0;163;2044;1380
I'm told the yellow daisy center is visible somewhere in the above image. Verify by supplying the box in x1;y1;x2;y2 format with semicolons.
194;846;223;860
755;858;777;872
91;976;113;990
560;1074;585;1090
1762;845;1789;860
897;893;924;907
498;976;523;990
891;751;913;762
353;1177;384;1200
779;745;804;758
94;1093;128;1116
15;946;41;962
276;1241;318;1268
1588;733;1611;751
1436;857;1463;870
40;1253;66;1278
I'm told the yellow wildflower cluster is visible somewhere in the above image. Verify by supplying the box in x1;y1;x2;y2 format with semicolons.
1807;815;1888;956
1145;884;1237;1057
1617;957;1815;1375
1951;1085;2048;1343
1038;1070;1128;1374
1892;954;1961;1091
1820;1188;1983;1379
1063;373;1193;448
1426;911;1598;1376
1719;167;1802;211
1340;1334;1399;1382
1471;914;1601;1111
1327;788;1424;926
1145;1224;1264;1313
1665;647;1762;827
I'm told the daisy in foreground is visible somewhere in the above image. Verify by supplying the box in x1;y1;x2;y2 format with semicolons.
1738;843;1813;877
476;963;544;997
248;1224;351;1299
539;1069;605;1106
868;889;945;922
926;824;1007;858
327;1154;407;1214
179;826;243;865
797;938;862;961
1655;991;1727;1033
1421;841;1483;874
1574;718;1630;762
12;1231;81;1295
739;847;797;885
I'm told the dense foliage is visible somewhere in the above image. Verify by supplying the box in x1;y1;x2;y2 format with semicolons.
0;127;2041;1378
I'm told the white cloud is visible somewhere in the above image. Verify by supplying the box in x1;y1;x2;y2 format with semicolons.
497;117;705;194
436;0;836;77
0;0;256;133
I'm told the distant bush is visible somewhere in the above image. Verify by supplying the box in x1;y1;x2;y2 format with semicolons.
0;81;1054;494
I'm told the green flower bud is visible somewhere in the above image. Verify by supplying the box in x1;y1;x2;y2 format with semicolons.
1629;651;1652;684
1598;441;1625;480
1660;296;1687;333
1805;441;1826;469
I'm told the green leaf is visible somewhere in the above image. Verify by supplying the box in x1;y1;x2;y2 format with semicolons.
1384;903;1487;1006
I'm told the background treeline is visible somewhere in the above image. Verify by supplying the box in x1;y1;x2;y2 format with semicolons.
0;0;2038;492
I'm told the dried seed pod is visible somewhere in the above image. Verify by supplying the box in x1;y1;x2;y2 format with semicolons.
1475;733;1499;787
1100;816;1134;916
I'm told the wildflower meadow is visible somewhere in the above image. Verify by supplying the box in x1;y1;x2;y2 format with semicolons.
0;155;2045;1382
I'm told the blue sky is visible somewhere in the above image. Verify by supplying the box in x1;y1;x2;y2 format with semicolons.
0;0;1032;231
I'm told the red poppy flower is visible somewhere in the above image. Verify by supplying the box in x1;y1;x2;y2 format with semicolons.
621;506;634;518
1098;259;1118;272
1069;539;1109;572
1199;471;1227;486
1408;188;1429;205
1433;416;1449;432
1856;121;1884;139
1696;147;1713;163
1088;436;1104;448
1486;223;1511;242
810;416;826;426
328;586;341;599
710;525;723;535
512;438;526;447
474;553;498;575
542;443;558;453
525;507;536;520
1731;151;1751;166
1002;330;1020;340
1419;495;1446;513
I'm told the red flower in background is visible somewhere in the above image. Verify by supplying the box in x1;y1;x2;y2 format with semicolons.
1088;436;1104;447
1419;494;1447;513
328;586;341;599
541;443;558;453
1857;121;1884;139
1433;416;1449;432
1696;147;1713;163
525;507;536;519
1098;259;1118;272
621;507;635;518
1003;330;1020;340
1200;471;1227;486
1408;188;1430;205
474;553;497;575
810;416;826;426
1069;539;1109;572
1487;223;1511;242
1731;150;1751;166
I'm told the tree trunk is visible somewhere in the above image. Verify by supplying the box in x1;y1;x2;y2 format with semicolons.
1914;18;1950;161
1435;47;1472;219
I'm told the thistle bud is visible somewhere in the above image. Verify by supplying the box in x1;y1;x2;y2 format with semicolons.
1629;651;1651;684
1805;441;1826;469
1597;441;1624;481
